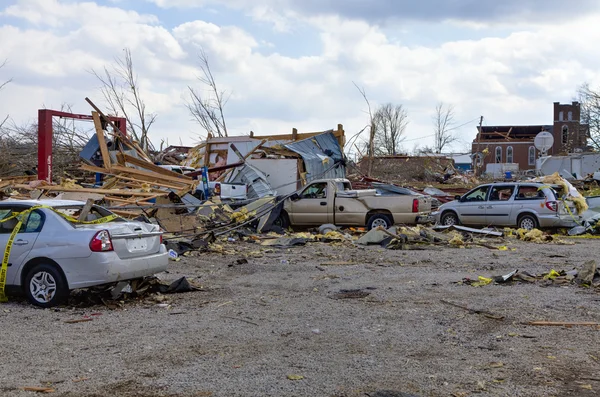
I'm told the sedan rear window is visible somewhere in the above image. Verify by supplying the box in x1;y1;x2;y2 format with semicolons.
52;205;122;224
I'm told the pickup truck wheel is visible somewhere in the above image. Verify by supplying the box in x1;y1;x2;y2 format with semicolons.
518;214;538;231
367;214;392;230
24;264;69;308
441;211;459;226
273;212;290;229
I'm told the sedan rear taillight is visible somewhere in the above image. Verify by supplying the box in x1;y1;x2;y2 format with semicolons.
412;198;419;213
545;200;558;212
90;230;113;252
159;234;163;244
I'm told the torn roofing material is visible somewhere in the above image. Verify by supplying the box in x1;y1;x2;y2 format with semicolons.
229;163;276;199
285;131;345;183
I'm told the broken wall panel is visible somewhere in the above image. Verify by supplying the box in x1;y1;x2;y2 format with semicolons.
247;159;299;195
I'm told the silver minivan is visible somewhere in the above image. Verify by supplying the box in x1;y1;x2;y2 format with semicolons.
433;182;581;230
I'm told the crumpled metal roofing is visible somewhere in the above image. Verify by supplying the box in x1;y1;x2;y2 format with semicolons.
229;163;276;199
284;131;345;182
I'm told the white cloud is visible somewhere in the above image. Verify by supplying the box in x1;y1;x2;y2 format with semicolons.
1;0;600;154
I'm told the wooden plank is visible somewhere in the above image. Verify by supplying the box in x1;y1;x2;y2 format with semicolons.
113;174;187;190
78;198;95;221
28;185;168;197
119;153;192;181
92;111;111;169
203;143;211;167
111;165;194;186
85;97;153;163
80;164;109;174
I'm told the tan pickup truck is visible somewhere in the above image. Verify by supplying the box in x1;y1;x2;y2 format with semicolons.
275;178;433;230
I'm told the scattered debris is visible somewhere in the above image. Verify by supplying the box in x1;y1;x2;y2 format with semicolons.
440;299;505;320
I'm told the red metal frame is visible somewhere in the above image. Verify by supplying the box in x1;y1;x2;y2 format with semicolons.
37;109;126;182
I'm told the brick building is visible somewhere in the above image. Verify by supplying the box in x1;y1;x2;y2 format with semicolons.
472;102;590;172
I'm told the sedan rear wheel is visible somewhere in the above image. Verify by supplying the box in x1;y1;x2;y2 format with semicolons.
24;264;69;308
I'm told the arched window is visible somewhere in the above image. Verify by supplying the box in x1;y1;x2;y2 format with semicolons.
495;146;502;163
562;125;569;144
506;146;513;163
528;146;536;165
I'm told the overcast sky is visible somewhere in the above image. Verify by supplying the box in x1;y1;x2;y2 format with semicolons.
1;0;599;157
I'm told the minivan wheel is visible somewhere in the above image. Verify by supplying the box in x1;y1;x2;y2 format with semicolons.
518;214;538;231
24;264;69;308
441;211;459;226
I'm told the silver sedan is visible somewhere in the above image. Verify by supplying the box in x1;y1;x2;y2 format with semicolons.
1;200;168;307
433;182;581;230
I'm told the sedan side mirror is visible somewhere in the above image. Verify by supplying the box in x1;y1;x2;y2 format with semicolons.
454;195;462;201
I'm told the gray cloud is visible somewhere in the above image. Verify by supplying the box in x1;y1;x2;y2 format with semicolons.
271;0;600;24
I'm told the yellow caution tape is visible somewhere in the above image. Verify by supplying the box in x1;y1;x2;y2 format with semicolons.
560;199;582;227
544;269;561;280
471;276;493;287
0;205;119;303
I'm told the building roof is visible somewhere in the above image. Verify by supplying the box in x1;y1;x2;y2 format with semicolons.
474;125;553;142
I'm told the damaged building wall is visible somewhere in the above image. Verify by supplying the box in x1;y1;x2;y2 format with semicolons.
359;155;454;183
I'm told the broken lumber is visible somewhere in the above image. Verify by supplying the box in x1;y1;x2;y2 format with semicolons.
440;299;505;320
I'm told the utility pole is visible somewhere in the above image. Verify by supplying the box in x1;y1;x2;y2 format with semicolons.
475;115;483;176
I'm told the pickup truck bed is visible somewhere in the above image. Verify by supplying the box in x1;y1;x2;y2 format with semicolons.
278;178;433;230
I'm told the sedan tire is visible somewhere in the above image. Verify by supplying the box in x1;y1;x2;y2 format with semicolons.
517;214;538;231
24;264;69;308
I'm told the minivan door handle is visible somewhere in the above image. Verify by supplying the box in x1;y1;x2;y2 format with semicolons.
487;206;493;209
320;202;327;206
478;206;485;209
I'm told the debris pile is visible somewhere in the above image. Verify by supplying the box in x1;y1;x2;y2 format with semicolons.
462;260;600;290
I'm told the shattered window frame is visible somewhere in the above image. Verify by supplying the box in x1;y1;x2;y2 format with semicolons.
495;146;502;163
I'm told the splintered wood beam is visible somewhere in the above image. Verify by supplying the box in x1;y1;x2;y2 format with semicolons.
111;165;194;187
92;111;111;169
118;153;192;181
113;175;187;190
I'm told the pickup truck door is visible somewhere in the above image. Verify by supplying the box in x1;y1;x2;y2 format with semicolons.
485;185;516;226
456;186;489;225
289;182;331;225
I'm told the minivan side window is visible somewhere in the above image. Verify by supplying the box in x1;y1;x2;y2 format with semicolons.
515;186;545;200
463;186;489;202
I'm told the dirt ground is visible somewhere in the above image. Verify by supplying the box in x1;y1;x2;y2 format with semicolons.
1;235;600;397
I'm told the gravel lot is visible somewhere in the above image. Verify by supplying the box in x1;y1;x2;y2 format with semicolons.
1;235;600;397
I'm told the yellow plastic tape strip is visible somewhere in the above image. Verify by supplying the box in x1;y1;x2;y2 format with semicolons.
561;199;582;227
0;210;29;302
0;206;119;303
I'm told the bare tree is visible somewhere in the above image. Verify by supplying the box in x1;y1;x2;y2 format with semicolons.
432;102;457;153
577;83;600;149
352;82;375;176
0;104;92;177
0;59;12;130
372;103;409;155
187;49;229;138
92;48;156;152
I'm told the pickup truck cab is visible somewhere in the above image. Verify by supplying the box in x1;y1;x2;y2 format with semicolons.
277;178;433;230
